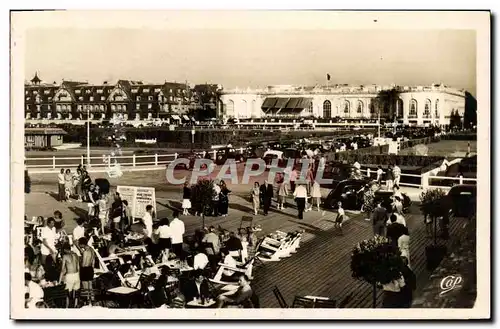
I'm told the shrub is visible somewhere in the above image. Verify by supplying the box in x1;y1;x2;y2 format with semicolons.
190;178;215;216
419;188;447;218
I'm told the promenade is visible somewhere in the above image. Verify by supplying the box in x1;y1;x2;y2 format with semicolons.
25;180;468;308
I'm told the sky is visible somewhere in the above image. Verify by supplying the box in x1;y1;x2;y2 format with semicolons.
24;28;476;94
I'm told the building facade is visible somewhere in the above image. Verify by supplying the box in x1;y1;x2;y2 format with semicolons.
24;73;221;123
219;84;467;126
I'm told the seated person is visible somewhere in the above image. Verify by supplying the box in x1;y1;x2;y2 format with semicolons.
193;249;209;271
225;232;243;259
216;274;253;308
219;249;240;282
142;256;161;277
25;273;44;309
184;270;211;302
107;233;125;256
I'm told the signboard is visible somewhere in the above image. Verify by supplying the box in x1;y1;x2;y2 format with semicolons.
117;185;157;223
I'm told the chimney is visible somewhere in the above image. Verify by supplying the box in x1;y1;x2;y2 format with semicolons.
103;81;108;85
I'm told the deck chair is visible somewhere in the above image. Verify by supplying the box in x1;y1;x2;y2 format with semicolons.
314;298;337;308
337;292;353;308
239;216;254;231
272;286;289;308
257;236;295;262
292;296;315;308
209;253;259;285
43;284;68;308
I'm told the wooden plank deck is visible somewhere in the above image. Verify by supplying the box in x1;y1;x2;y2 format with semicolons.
155;194;469;308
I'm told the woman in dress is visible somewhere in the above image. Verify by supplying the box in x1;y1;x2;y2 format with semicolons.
73;169;83;202
276;174;288;210
219;181;231;217
97;193;108;234
64;169;73;202
310;179;322;211
251;182;260;215
182;182;192;216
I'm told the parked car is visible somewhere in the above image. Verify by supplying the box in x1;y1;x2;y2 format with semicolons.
245;143;267;159
214;147;246;165
315;161;359;189
262;150;285;169
323;179;370;210
446;184;476;218
173;152;201;170
373;189;412;214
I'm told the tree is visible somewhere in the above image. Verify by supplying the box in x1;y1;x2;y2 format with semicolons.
449;110;462;129
190;178;215;228
464;91;477;129
351;235;405;308
374;88;401;120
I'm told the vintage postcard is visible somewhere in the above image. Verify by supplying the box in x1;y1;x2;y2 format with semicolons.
11;10;490;320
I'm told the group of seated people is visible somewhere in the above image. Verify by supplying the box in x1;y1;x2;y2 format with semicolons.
24;207;261;309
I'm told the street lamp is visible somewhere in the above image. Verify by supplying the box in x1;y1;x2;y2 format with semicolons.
87;107;90;166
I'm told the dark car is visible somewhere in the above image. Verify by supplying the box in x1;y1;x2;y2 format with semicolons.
446;184;476;218
214;147;246;165
173;152;201;170
373;190;412;214
316;161;359;189
324;179;370;210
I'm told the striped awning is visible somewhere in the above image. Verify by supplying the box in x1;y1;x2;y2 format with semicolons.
273;97;290;109
190;116;196;121
261;97;277;109
171;115;181;120
284;98;301;109
182;115;190;121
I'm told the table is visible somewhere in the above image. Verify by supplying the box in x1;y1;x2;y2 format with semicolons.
186;299;216;308
107;286;139;295
304;295;330;301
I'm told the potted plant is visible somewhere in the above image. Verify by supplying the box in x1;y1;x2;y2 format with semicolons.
190;178;215;229
351;235;406;308
419;188;448;271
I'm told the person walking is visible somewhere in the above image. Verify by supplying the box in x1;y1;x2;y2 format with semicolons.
376;166;384;185
310;179;322;211
393;164;401;189
97;193;109;234
182;182;192;216
251;182;260;215
293;182;308;220
58;168;66;202
277;178;288;210
334;201;346;235
212;181;221;217
219;181;231;217
385;165;394;190
260;180;274;216
371;200;388;236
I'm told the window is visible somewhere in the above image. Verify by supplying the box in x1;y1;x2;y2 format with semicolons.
148;96;153;101
100;105;104;110
154;88;161;93
75;90;81;94
148;103;152;109
90;96;94;102
343;100;350;114
143;88;149;93
86;89;91;94
357;100;363;114
323;100;331;118
77;105;82;110
435;99;440;118
26;105;30;110
26;97;31;101
48;97;52;101
101;96;105;101
424;99;431;115
111;104;116;111
56;104;61;111
33;91;38;95
169;89;173;93
136;104;140;110
369;102;375;114
44;90;50;95
25;91;28;95
137;96;141;101
307;102;313;115
169;96;173;101
97;89;103;94
48;105;52;110
409;99;417;117
78;96;83;101
132;88;138;93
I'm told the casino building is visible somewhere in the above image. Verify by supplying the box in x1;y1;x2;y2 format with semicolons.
219;84;467;127
24;73;220;124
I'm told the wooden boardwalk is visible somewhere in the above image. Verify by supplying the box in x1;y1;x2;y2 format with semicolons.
25;189;469;308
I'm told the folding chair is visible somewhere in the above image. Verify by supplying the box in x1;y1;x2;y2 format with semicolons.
272;286;289;308
314;298;337;308
239;216;254;231
292;296;315;308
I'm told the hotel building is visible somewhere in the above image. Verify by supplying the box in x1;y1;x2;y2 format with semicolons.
24;73;220;124
219;84;467;127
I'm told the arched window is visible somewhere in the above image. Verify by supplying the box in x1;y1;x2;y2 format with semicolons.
323;100;331;118
409;99;418;117
357;100;363;114
226;100;234;116
397;99;404;118
369;102;375;114
424;99;431;116
343;100;350;115
435;99;440;118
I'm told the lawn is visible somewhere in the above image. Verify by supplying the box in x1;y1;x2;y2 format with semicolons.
399;140;477;157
